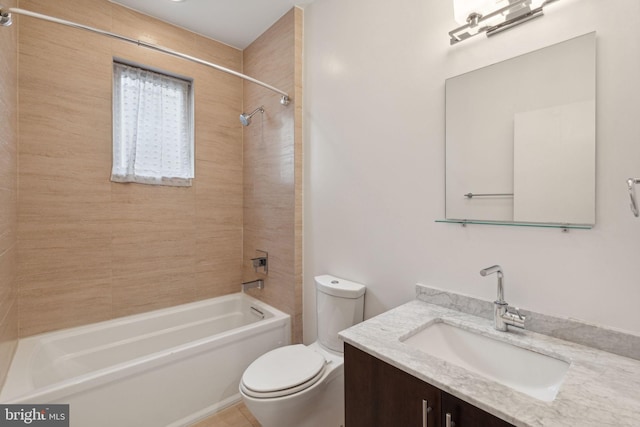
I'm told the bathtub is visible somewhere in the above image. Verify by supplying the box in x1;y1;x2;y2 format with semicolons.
0;293;290;427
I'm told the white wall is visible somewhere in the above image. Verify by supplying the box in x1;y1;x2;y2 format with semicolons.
303;0;640;343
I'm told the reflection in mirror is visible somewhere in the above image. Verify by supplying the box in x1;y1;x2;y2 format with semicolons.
445;32;596;227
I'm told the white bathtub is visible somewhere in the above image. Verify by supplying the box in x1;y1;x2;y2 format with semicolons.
0;293;290;427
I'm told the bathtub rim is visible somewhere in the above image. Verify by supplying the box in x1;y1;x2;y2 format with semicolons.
18;292;286;342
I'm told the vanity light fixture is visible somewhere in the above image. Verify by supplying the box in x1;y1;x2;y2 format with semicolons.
450;0;559;45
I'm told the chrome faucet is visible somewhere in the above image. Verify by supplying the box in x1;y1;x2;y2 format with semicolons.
479;265;525;332
251;250;268;274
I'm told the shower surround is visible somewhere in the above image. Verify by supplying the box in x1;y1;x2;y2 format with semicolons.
11;0;303;350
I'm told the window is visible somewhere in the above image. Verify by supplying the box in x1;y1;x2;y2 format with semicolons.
112;62;194;187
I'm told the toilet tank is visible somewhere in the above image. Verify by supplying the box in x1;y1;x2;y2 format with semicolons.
315;275;366;352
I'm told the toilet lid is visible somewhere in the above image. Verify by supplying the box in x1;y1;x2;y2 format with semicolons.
241;344;326;398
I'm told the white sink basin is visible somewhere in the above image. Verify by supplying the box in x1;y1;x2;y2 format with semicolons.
402;321;570;402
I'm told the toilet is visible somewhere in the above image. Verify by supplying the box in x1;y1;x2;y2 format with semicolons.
239;274;366;427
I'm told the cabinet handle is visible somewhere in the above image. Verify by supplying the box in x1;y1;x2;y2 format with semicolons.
422;399;432;427
445;412;455;427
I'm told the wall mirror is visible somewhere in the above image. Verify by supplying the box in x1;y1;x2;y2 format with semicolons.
444;32;596;228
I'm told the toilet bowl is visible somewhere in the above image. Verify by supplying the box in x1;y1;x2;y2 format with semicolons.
240;275;366;427
241;342;344;427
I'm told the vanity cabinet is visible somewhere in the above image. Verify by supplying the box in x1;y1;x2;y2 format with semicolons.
345;344;514;427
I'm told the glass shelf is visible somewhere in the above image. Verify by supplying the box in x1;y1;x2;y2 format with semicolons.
435;219;593;231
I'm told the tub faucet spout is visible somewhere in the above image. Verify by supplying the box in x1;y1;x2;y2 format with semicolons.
479;265;525;332
242;279;264;292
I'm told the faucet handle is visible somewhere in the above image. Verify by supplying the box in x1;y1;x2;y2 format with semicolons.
509;306;524;320
503;306;526;329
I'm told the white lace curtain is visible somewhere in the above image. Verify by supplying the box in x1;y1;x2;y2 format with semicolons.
112;62;194;186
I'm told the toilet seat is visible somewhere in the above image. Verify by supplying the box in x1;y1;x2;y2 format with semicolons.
241;344;327;398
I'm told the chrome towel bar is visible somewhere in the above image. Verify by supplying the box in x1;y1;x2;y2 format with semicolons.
464;193;514;199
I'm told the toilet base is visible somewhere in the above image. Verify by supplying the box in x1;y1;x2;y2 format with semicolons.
243;373;344;427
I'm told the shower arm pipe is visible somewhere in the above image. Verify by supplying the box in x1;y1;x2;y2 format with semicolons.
0;6;291;105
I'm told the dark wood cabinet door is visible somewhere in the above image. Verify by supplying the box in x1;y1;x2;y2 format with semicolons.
345;344;440;427
441;391;514;427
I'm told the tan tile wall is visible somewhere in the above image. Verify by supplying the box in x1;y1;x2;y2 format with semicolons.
17;0;244;336
242;8;304;343
0;0;19;386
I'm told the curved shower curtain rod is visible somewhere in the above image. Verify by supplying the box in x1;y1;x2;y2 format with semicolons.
0;6;291;106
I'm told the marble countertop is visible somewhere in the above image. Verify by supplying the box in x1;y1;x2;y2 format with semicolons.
339;299;640;427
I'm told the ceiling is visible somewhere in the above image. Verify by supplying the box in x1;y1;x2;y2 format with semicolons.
109;0;312;50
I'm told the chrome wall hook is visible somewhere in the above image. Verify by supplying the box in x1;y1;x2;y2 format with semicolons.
628;178;640;217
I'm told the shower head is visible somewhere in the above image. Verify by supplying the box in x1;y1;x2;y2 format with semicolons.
240;106;264;127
